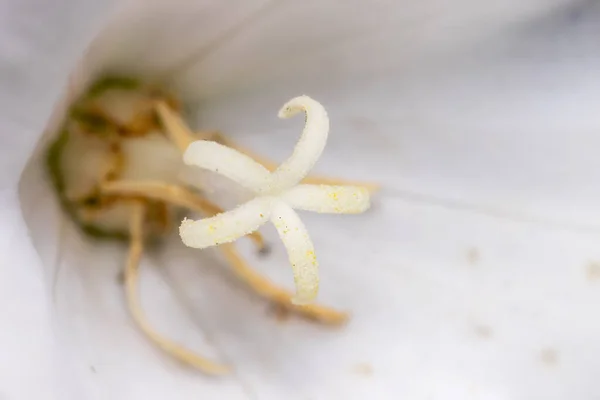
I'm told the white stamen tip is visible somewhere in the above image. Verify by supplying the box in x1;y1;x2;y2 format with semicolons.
179;197;273;249
277;95;312;119
267;95;330;192
271;201;319;304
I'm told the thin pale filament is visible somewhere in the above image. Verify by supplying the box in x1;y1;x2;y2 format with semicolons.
155;101;217;152
100;180;265;250
108;182;344;323
154;101;194;152
220;244;347;325
125;202;229;374
112;183;344;322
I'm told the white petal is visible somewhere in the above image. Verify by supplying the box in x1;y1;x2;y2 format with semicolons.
183;140;271;192
262;96;329;193
15;1;595;399
179;196;273;249
270;200;319;305
0;191;66;399
0;1;117;399
176;0;570;99
282;184;370;214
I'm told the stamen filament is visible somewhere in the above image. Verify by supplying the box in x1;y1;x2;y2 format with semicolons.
220;244;347;324
125;202;229;374
155;101;196;152
100;180;265;250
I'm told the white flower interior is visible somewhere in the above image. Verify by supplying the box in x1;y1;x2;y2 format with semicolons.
12;1;600;398
47;77;375;374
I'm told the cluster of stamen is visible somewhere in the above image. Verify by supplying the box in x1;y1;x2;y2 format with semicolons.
180;96;370;304
46;78;376;375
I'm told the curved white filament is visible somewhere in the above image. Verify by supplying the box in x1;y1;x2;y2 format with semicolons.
270;200;319;305
281;184;371;214
179;197;274;249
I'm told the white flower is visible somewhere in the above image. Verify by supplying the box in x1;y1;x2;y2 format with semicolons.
3;0;594;399
180;95;370;304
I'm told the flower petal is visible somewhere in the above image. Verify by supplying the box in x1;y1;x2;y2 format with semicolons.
179;196;273;249
263;95;329;193
282;184;370;214
1;1;118;399
270;200;319;305
183;140;271;192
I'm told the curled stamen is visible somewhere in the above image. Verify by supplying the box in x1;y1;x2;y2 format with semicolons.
49;79;373;377
180;95;371;304
270;201;319;305
265;96;330;193
282;185;371;214
125;202;229;374
180;197;273;249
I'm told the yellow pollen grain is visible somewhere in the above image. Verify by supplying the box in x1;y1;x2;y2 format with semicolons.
306;250;317;265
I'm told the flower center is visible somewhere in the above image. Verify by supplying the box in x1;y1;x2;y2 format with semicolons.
46;76;377;374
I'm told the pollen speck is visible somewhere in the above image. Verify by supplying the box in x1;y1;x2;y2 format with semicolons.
352;363;373;376
586;261;600;281
539;348;559;367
